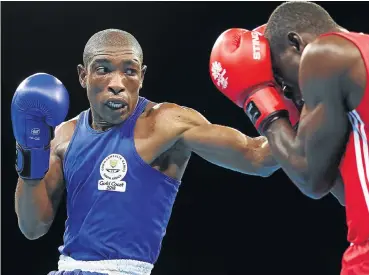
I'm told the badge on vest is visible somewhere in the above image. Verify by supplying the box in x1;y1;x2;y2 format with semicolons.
98;154;128;192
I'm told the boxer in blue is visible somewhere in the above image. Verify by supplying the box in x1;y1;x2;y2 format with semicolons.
13;29;284;275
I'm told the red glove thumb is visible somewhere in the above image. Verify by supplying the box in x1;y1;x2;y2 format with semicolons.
253;24;267;35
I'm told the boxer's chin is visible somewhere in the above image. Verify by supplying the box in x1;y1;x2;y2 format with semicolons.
102;104;129;123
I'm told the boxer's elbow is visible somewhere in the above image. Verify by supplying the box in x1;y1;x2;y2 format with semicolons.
18;219;50;240
21;230;45;241
255;154;280;178
238;152;278;177
295;184;326;200
300;176;332;200
284;164;328;199
304;189;327;200
250;142;280;177
232;158;277;177
308;184;332;200
254;165;279;177
16;205;53;240
15;178;59;240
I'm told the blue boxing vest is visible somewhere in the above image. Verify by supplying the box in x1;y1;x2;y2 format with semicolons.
59;97;181;264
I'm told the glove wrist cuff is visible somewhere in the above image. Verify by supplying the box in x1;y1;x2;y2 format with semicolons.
258;111;289;134
16;142;50;180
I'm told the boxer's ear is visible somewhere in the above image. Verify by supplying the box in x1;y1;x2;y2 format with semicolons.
287;32;305;54
140;65;147;89
77;64;87;89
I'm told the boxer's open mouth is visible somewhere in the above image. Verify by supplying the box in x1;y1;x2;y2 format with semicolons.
107;102;124;109
106;99;128;110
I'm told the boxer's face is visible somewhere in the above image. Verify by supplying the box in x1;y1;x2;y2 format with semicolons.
274;51;300;93
273;32;314;105
78;45;146;128
273;55;304;110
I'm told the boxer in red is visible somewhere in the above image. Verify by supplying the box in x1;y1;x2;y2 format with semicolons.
209;1;369;274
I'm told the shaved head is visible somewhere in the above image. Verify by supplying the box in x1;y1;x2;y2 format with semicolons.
265;1;339;58
83;29;143;67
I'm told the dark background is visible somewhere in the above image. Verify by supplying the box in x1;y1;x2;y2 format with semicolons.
2;2;368;275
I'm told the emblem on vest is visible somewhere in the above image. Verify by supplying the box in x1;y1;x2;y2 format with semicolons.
98;154;128;192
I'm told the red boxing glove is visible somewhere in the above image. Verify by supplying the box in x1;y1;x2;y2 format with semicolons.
253;24;267;35
209;28;299;133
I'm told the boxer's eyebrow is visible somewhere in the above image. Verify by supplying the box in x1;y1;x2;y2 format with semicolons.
91;58;111;66
122;59;140;67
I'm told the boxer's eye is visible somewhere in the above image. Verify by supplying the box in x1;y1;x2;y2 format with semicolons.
96;66;109;74
125;68;137;76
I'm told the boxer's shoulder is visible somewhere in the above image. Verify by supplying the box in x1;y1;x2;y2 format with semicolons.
135;102;203;178
54;115;79;141
143;102;208;135
300;34;365;108
301;34;362;77
52;115;79;158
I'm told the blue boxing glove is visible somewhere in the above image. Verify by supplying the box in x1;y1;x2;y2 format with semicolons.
11;73;69;180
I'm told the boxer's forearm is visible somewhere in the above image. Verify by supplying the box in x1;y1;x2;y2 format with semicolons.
264;119;325;198
183;124;280;177
265;116;341;200
15;178;55;239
